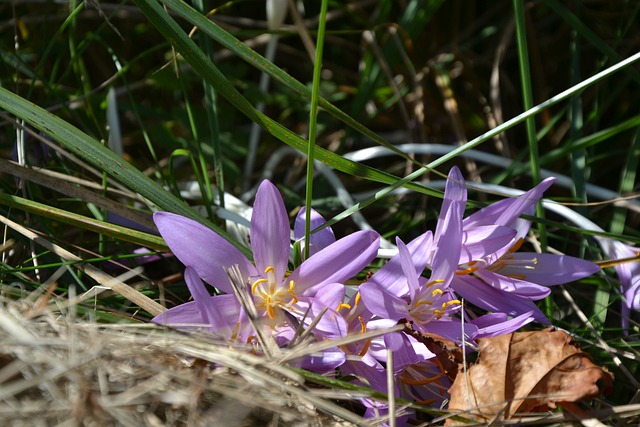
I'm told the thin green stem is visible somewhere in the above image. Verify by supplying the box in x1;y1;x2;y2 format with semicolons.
304;0;329;257
513;0;547;261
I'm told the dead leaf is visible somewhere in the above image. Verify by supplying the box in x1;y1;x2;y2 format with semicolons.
446;328;614;424
402;321;463;383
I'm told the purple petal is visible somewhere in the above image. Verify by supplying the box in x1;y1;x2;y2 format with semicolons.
463;177;555;228
384;331;421;371
451;275;550;324
474;269;551;300
153;212;256;294
460;226;517;265
151;292;242;340
431;198;463;285
498;253;600;285
290;230;379;295
183;266;214;328
251;180;290;282
340;354;388;393
433;167;466;246
471;311;535;337
369;231;433;297
310;282;346;311
290;347;346;373
396;237;419;298
294;296;349;339
294;207;336;259
359;281;409;321
422;319;478;343
152;301;203;326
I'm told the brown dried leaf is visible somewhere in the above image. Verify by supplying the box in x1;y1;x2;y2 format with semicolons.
446;328;614;424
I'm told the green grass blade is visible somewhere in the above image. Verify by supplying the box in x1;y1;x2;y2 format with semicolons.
130;0;441;198
513;0;547;261
157;0;420;166
0;192;168;251
0;87;251;258
304;0;329;256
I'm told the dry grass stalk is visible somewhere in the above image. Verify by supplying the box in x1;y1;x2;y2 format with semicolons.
0;295;367;426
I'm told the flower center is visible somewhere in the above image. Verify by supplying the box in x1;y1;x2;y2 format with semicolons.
250;266;299;320
487;253;538;280
408;280;460;323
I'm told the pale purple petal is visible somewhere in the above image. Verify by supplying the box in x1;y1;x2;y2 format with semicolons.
183;266;214;328
289;230;379;295
359;281;409;321
151;291;243;340
463;177;555;228
434;166;466;246
451;275;549;324
460;226;517;265
384;331;421;371
294;207;336;258
423;319;478;343
310;282;346;311
474;269;551;300
498;253;600;285
625;277;640;311
471;311;535;337
431;199;463;285
340;353;388;393
251;180;290;282
295;297;349;339
206;293;243;338
290;347;346;373
396;237;419;299
152;301;203;326
369;231;432;297
153;212;257;294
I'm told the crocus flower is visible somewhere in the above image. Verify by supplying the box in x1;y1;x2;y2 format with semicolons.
595;238;640;331
450;176;600;322
293;206;336;260
152;180;380;351
359;167;465;334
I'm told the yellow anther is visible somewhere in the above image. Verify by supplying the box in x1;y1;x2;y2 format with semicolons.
431;288;443;297
358;316;367;334
426;279;445;288
441;299;461;310
251;278;268;294
400;373;443;386
456;265;479;275
511;238;524;252
288;280;295;292
358;339;372;357
266;304;275;320
414;300;433;307
264;266;275;274
355;291;361;306
337;302;352;311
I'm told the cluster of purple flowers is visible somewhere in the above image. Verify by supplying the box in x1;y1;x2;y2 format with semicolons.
152;167;600;421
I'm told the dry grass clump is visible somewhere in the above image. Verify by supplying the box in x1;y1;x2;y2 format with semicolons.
0;296;364;427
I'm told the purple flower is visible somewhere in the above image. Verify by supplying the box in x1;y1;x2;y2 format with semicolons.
596;239;640;331
359;166;466;333
451;177;600;322
293;207;336;260
152;180;380;348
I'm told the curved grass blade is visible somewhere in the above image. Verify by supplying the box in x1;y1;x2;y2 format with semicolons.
0;87;251;258
131;0;441;197
158;0;422;167
0;192;168;252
